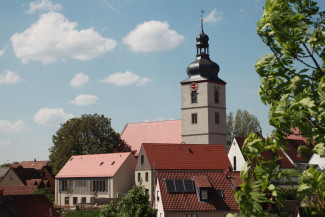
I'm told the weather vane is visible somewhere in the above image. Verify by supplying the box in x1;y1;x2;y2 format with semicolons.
201;10;205;31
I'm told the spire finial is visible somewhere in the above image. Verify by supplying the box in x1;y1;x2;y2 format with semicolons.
201;10;205;32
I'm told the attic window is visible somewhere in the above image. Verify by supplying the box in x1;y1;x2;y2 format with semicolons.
111;161;115;165
100;162;104;166
200;188;209;201
216;190;224;198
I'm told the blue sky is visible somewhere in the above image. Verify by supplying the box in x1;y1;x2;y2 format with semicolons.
1;0;322;164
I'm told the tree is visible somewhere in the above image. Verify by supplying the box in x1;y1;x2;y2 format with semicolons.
49;114;124;175
100;185;157;217
231;0;325;216
227;109;262;142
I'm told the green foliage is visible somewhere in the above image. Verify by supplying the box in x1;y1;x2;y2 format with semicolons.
32;187;55;204
49;114;123;175
0;161;20;167
65;210;100;217
100;185;157;217
233;0;325;216
227;109;262;141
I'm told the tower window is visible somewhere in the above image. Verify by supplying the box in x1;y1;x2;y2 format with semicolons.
191;113;197;124
215;90;219;104
141;155;144;165
215;112;220;124
191;91;197;103
234;156;237;171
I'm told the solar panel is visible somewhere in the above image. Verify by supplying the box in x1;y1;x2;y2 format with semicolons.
175;180;185;192
184;180;195;192
166;179;175;192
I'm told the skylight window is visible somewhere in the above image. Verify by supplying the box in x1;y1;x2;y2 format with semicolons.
111;161;115;165
100;162;104;166
165;179;195;193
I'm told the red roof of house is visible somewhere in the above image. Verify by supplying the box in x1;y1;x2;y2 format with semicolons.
121;120;182;156
227;171;242;188
193;175;212;188
11;168;41;185
281;139;313;163
285;128;307;142
56;152;134;178
11;161;48;170
10;195;59;217
157;171;239;211
143;143;232;170
0;185;38;195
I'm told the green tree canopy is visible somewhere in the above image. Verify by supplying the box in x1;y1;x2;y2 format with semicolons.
49;114;128;175
231;0;325;216
227;109;262;141
100;185;157;217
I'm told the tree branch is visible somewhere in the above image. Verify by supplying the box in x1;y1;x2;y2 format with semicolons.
303;43;324;74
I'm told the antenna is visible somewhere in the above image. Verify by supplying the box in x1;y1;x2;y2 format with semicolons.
201;10;205;32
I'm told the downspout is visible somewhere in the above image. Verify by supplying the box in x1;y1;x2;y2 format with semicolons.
151;162;155;207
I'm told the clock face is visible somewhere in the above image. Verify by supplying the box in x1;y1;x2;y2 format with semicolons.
191;82;198;91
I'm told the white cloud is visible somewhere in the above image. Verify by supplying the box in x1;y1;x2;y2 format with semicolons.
0;120;25;133
0;48;4;57
0;70;21;84
123;20;184;52
33;108;74;126
11;12;116;64
100;71;151;86
27;0;63;14
240;8;245;13
70;73;89;87
204;9;224;24
69;94;98;106
0;140;11;146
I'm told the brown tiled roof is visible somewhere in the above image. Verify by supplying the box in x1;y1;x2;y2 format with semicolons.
227;171;242;188
10;195;60;217
143;143;232;170
0;185;38;195
193;175;212;188
157;171;238;211
234;137;246;149
281;139;313;163
11;168;41;185
11;161;48;170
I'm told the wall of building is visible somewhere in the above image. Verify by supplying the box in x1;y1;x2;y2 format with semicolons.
154;179;164;217
227;139;246;171
308;154;325;170
163;211;239;217
0;169;24;186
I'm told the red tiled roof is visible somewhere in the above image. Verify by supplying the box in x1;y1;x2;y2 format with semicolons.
193;175;212;188
11;161;48;170
11;168;41;185
143;143;232;170
281;139;313;163
56;152;134;178
227;171;242;188
121;120;182;156
157;171;239;211
234;137;246;149
10;195;60;217
0;185;38;195
285;128;307;142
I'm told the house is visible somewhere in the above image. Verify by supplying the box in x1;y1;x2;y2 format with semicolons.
11;160;55;191
154;171;239;217
0;191;60;217
121;120;182;156
55;152;136;208
0;167;50;195
0;167;9;182
135;143;232;202
227;137;295;171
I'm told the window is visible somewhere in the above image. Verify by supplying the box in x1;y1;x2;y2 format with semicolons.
65;197;69;205
145;172;149;182
42;172;46;177
216;190;224;198
138;172;141;182
157;191;160;201
141;155;144;165
191;113;197;124
215;112;219;124
233;156;237;171
73;197;77;205
187;214;198;217
81;197;86;204
93;180;106;192
215;90;219;104
145;189;149;195
200;189;209;201
61;180;68;192
191;91;197;103
9;174;14;179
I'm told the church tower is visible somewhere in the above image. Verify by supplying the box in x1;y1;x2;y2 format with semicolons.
181;18;227;150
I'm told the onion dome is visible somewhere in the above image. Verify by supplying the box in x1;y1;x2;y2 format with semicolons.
186;18;220;81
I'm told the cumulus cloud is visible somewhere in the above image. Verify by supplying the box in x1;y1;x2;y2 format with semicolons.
204;9;224;24
100;71;151;86
0;140;11;146
123;20;184;52
11;12;116;64
27;0;63;14
0;120;25;133
0;70;21;84
0;48;4;57
33;108;74;126
69;94;98;106
70;73;89;87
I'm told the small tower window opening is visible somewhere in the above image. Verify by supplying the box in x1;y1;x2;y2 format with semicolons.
215;90;219;104
141;155;144;165
191;91;197;103
234;156;237;171
215;112;220;124
191;113;198;124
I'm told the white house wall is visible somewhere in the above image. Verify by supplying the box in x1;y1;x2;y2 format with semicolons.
227;139;246;171
309;154;325;170
154;179;164;217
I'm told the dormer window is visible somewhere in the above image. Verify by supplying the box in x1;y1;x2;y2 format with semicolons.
216;190;224;198
191;91;197;103
200;188;209;201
